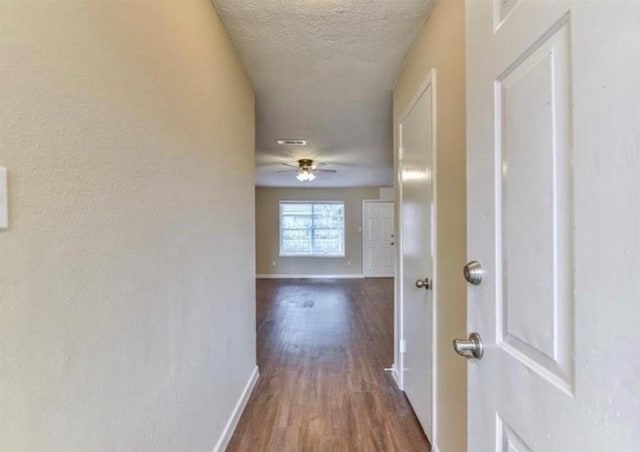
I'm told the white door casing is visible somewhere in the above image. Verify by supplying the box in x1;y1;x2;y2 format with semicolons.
362;201;395;277
398;70;437;442
465;0;640;451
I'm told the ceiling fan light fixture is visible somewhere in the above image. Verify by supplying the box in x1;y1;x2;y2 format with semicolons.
296;169;315;182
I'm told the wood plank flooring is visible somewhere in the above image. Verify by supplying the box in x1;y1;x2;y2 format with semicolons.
226;278;430;451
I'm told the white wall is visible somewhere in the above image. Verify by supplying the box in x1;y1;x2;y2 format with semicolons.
0;1;256;450
393;0;467;451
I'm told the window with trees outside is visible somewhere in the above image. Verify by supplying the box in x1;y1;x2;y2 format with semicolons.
279;201;345;257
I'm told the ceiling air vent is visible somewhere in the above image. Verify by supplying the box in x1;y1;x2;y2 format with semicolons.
276;139;307;146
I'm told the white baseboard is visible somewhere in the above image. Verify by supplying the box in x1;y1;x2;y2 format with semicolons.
212;365;259;452
256;274;365;279
390;365;402;390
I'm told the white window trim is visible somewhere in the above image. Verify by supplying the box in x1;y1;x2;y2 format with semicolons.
278;200;346;258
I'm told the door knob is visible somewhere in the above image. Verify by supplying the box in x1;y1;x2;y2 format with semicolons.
463;261;483;285
415;278;432;290
453;332;484;359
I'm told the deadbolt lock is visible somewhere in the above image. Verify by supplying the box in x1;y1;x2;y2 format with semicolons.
464;261;484;285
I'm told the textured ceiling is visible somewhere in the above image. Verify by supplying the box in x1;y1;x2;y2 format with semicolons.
212;0;435;187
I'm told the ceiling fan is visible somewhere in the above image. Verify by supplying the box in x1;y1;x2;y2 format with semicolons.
277;158;337;182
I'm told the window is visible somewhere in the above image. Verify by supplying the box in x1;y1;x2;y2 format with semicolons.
279;201;345;257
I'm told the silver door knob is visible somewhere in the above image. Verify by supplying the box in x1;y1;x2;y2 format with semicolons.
415;278;432;290
453;332;484;359
463;261;483;285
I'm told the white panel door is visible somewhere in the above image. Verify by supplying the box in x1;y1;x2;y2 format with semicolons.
465;0;640;450
363;201;395;277
400;73;436;440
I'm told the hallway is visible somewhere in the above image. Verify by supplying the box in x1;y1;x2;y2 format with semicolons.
227;279;429;451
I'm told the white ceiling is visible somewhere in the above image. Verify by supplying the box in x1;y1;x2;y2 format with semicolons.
212;0;435;187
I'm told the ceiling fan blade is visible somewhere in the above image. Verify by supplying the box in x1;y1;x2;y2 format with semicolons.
276;169;299;173
281;163;299;169
317;169;337;173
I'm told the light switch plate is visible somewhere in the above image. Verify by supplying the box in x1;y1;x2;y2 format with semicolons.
0;168;7;229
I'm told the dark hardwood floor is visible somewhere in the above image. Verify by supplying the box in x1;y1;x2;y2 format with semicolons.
226;278;430;451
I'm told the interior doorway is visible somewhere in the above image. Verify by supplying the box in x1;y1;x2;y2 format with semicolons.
397;70;437;441
362;200;395;278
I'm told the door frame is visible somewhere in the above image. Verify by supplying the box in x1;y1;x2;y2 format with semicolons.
362;200;395;278
394;69;438;444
